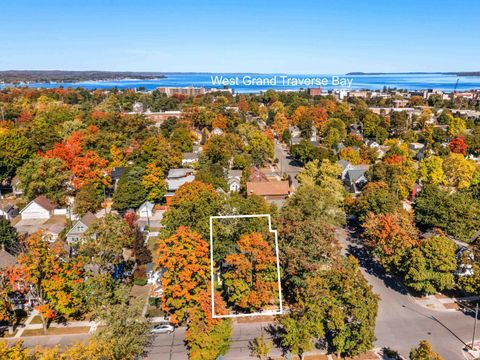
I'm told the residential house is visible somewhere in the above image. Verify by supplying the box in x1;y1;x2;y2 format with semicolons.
344;165;370;194
0;205;18;221
246;180;291;205
11;176;22;198
182;152;199;166
66;212;98;245
165;169;195;205
20;195;57;220
137;201;154;218
41;223;66;242
227;169;242;193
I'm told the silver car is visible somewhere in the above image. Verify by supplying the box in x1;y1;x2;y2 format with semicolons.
150;324;175;334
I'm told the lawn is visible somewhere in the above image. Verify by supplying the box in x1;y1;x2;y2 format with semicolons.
21;326;91;337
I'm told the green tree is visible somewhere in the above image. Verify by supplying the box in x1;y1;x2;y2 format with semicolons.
354;182;400;221
322;118;347;149
74;183;103;216
409;340;443;360
112;166;147;211
0;129;31;180
94;300;150;360
250;330;272;360
279;257;378;358
404;235;457;294
0;219;18;252
81;214;135;268
414;184;480;242
17;156;71;205
161;181;222;240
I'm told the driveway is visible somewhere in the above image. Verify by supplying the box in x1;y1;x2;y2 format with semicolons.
274;140;303;189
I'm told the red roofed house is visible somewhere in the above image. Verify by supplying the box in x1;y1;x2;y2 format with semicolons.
246;180;291;205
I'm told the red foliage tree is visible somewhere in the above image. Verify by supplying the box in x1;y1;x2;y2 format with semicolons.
449;136;467;155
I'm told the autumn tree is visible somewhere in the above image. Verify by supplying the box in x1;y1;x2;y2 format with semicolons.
94;300;150;360
202;135;235;165
273;112;289;141
71;150;110;189
280;257;378;358
136;135;182;172
161;181;222;240
155;227;210;324
448;135;467;155
322;118;347;149
362;211;419;273
17;156;71;204
185;288;232;360
12;232;84;333
74;183;103;216
250;329;272;360
418;156;446;186
222;233;278;311
409;340;443;360
142;163;167;202
80;214;135;269
442;152;477;189
367;155;416;199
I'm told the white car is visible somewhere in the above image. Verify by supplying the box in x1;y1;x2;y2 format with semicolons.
150;324;175;334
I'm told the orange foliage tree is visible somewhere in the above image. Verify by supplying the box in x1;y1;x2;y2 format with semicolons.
8;232;84;333
156;226;210;324
222;233;278;311
362;211;419;273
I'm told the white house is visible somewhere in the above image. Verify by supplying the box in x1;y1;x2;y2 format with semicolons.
66;212;98;245
137;201;154;218
227;169;242;193
20;196;57;220
182;152;199;166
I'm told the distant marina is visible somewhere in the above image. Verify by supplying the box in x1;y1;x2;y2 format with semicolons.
2;73;480;93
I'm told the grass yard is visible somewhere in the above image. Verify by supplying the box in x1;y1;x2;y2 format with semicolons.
21;326;91;337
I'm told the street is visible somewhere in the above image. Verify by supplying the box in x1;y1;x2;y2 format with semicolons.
274;140;303;189
147;322;280;360
338;228;474;359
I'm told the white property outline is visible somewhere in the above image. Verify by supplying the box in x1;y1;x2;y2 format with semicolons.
209;214;283;318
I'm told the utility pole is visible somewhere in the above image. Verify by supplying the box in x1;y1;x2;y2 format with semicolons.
473;303;479;350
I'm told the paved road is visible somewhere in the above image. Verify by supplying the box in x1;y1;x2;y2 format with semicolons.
338;228;473;359
147;322;279;360
274;140;303;189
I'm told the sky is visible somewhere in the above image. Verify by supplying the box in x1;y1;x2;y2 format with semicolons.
0;0;479;74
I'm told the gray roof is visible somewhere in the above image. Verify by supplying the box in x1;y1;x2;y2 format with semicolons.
345;169;368;184
337;160;350;171
167;168;193;178
167;175;195;191
80;212;98;227
183;152;199;160
139;201;154;211
228;169;243;178
0;249;17;270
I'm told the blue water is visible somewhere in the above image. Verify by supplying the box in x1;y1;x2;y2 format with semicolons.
2;73;480;93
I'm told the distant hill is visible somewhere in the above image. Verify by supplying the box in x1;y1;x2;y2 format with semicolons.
0;70;166;84
347;71;480;76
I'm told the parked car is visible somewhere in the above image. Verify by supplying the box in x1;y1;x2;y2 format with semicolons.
150;323;175;334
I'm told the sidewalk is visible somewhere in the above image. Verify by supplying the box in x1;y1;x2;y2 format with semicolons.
414;294;480;312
